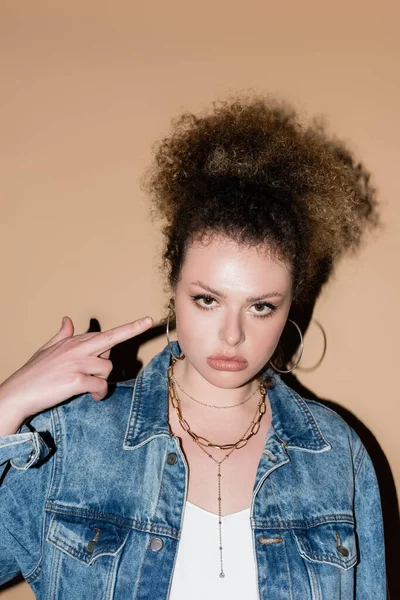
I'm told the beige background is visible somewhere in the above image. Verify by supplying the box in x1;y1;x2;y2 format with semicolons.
1;1;398;598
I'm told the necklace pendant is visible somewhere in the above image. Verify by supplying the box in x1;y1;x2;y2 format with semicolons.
167;364;268;582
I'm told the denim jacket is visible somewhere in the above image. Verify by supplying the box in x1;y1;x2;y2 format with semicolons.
0;343;386;599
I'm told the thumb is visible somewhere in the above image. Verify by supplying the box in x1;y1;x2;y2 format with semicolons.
38;316;75;352
59;316;74;338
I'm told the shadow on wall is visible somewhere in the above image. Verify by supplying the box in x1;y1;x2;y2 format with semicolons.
1;308;398;598
275;287;399;600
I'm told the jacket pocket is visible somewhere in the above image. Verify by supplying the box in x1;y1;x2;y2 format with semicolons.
46;510;131;599
292;520;358;600
48;512;130;565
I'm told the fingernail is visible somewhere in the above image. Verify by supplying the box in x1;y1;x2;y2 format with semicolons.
61;317;66;327
140;317;152;325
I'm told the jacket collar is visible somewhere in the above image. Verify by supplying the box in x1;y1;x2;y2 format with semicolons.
123;343;331;452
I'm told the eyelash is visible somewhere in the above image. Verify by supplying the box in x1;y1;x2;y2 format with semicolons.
190;294;278;319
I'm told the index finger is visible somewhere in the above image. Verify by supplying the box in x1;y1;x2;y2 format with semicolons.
83;317;153;355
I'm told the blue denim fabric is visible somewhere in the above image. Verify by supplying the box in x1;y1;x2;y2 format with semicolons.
0;343;386;599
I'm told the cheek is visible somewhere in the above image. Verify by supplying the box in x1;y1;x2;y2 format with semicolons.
246;310;289;361
248;319;283;353
175;300;207;345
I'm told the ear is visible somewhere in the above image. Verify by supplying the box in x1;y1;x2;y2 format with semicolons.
168;295;177;312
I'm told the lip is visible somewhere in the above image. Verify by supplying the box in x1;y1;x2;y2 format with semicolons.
207;354;248;372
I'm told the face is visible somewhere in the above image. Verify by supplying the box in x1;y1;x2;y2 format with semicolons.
174;235;293;389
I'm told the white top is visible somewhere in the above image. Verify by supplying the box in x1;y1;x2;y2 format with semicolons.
169;501;259;599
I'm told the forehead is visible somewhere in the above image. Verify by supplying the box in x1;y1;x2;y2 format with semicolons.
179;236;292;293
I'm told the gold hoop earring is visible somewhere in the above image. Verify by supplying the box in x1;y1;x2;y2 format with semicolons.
270;319;304;374
166;304;185;361
296;320;327;372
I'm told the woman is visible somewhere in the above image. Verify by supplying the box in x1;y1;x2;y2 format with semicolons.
0;96;386;599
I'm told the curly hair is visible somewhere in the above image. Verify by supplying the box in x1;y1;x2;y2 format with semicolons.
142;94;379;303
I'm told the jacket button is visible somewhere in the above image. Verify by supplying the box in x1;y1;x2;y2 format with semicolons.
86;541;97;553
166;452;177;465
150;537;164;552
337;545;349;557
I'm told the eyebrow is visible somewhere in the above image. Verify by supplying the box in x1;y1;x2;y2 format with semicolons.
190;280;284;302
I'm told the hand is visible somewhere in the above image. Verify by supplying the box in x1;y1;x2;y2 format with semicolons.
0;315;153;431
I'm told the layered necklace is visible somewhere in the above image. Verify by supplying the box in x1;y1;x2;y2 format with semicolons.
167;359;267;578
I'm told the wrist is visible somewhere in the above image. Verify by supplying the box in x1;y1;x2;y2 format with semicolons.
0;387;29;436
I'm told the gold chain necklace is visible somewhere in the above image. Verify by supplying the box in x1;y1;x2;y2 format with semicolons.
168;363;267;449
168;359;267;577
171;374;259;409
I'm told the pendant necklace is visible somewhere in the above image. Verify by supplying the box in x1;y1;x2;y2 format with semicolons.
168;359;267;578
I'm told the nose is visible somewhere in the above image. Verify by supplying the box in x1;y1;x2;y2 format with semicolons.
218;311;245;346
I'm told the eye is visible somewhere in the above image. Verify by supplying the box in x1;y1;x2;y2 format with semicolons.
249;303;277;318
191;294;218;309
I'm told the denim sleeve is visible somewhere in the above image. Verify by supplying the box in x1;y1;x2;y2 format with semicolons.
353;437;387;599
0;428;51;477
0;411;54;585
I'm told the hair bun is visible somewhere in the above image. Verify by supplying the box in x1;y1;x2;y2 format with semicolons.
205;146;259;178
143;94;379;299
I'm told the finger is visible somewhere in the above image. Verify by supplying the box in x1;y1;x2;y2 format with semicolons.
39;317;75;351
75;331;101;343
82;358;113;378
81;375;109;401
99;349;110;359
83;317;153;356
